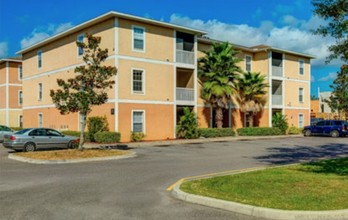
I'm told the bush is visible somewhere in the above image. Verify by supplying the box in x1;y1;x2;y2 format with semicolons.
130;132;145;142
10;127;23;131
272;112;289;134
61;130;90;142
287;126;303;135
176;107;199;139
94;131;121;143
237;127;283;136
198;128;235;138
87;116;109;142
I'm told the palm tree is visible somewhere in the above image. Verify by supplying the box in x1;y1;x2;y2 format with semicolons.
198;42;242;128
234;71;268;127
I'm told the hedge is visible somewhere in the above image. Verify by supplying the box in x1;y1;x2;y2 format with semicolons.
287;126;303;135
61;130;91;142
237;127;283;136
94;131;121;143
198;128;236;138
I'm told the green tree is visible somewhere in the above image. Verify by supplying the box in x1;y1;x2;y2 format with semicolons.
272;112;289;134
50;33;117;150
176;107;199;139
325;65;348;119
312;0;348;62
234;72;268;127
198;42;242;128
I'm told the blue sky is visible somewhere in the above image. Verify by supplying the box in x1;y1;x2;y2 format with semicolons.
0;0;339;96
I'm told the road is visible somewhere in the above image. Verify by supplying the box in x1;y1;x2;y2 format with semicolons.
1;136;348;220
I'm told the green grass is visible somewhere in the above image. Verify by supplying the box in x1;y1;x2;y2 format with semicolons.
180;157;348;211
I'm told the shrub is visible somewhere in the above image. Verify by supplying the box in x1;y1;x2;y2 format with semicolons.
272;112;289;134
61;130;91;142
237;127;283;136
87;116;109;142
287;126;303;135
94;131;121;143
198;128;235;138
10;127;23;131
130;132;145;142
176;107;199;139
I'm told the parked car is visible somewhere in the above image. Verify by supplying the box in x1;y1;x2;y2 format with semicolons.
0;125;13;143
3;128;79;152
303;120;348;137
310;118;324;126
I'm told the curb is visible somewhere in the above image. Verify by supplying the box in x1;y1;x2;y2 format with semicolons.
8;151;137;164
171;169;348;220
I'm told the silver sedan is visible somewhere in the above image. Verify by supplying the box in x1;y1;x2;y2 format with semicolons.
0;125;13;143
3;128;79;152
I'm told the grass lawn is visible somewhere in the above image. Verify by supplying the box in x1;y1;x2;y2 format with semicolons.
16;149;128;160
180;157;348;211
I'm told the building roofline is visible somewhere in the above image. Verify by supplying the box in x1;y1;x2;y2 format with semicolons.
17;11;208;55
0;58;22;64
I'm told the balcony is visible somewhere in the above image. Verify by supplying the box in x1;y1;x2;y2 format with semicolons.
176;87;194;102
272;95;283;105
176;50;194;65
272;66;283;77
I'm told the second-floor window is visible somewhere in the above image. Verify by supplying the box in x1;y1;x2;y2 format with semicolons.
245;55;251;72
132;69;144;94
299;59;304;75
38;50;42;68
133;26;145;51
19;91;23;105
18;65;23;80
77;34;84;56
38;83;43;101
299;87;304;103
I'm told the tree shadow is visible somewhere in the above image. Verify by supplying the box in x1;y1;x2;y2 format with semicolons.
302;157;348;175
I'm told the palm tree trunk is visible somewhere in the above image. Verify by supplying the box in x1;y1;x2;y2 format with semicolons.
215;107;223;129
247;112;254;127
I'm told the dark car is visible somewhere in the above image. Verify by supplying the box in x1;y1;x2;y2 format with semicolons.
303;120;348;137
310;118;324;126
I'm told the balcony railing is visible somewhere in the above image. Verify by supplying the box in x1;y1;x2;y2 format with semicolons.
272;66;283;77
176;87;194;102
272;95;283;105
176;50;194;65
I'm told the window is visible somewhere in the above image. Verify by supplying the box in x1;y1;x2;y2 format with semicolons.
46;129;62;137
299;59;304;75
30;128;46;136
245;55;252;72
19;91;23;105
19;115;23;128
132;69;144;93
18;65;23;80
38;113;43;128
299;88;304;103
133;26;145;51
38;83;43;101
299;114;304;128
316;121;324;126
132;111;144;133
38;50;42;68
77;34;84;56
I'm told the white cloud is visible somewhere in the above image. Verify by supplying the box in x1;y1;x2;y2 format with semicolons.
21;22;73;49
0;42;8;58
170;14;338;67
318;72;337;81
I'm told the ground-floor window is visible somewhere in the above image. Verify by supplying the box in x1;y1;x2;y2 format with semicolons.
132;110;144;133
38;113;43;128
298;114;304;128
19;115;23;128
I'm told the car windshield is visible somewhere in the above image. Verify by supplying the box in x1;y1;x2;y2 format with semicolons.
15;129;31;135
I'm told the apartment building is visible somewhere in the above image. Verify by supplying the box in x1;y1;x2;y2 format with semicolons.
17;11;314;141
0;58;23;127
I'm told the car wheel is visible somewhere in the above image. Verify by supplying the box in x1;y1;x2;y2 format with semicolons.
330;130;339;138
304;130;311;137
68;141;78;149
24;142;36;152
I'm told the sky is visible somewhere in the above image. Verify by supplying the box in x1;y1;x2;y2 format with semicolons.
0;0;341;97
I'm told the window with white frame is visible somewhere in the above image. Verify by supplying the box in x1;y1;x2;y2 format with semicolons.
18;65;23;80
132;111;144;133
245;55;252;72
38;113;43;128
38;83;43;101
77;34;84;56
132;69;144;93
133;26;145;51
299;59;304;75
299;87;304;103
19;90;23;105
38;50;42;68
299;114;304;128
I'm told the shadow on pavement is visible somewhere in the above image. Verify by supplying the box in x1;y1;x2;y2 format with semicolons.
255;143;348;165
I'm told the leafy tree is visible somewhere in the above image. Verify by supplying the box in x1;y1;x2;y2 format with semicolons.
234;72;268;127
312;0;348;62
272;112;289;134
50;33;117;150
176;107;199;139
325;64;348;119
198;42;242;128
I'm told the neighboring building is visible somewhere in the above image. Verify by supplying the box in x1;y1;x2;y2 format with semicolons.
17;11;314;142
311;91;343;120
0;58;23;127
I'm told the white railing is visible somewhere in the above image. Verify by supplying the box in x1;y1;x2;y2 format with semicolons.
176;50;194;65
176;87;194;102
272;66;283;77
272;95;283;105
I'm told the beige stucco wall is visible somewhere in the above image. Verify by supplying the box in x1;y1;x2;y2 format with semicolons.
0;63;6;84
9;111;22;127
0;87;5;108
0;111;5;125
284;54;310;81
8;62;22;84
253;51;269;76
285;109;310;128
284;81;310;108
